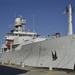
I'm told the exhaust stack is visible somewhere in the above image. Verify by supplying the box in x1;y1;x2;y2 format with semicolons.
67;4;73;35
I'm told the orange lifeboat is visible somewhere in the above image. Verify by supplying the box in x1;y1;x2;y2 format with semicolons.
6;40;13;47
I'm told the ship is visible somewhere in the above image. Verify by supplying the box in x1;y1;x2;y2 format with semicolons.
0;4;75;70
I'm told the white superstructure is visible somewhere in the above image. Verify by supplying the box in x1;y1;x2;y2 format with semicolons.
0;4;75;70
1;15;46;53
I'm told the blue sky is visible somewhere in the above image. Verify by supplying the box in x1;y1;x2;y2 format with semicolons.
0;0;75;47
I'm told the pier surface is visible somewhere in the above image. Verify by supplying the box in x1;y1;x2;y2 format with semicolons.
0;64;75;75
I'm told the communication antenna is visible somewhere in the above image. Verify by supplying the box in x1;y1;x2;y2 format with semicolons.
14;11;17;19
33;14;35;32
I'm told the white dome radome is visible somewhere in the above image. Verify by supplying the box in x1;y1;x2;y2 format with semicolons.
15;18;20;23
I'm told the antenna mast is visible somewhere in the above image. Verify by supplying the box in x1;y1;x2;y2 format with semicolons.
33;14;35;32
67;4;73;35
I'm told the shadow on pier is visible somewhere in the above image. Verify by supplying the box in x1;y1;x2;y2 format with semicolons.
0;65;28;75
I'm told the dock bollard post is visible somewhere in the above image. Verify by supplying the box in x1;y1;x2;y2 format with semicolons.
49;65;53;71
20;61;24;67
2;61;4;65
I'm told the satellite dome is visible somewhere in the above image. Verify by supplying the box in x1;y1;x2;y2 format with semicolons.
15;18;20;23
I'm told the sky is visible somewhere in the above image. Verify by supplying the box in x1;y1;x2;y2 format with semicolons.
0;0;75;47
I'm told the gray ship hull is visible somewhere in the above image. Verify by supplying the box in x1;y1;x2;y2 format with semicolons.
1;34;75;70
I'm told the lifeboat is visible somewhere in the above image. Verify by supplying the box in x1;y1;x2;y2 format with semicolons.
6;40;13;47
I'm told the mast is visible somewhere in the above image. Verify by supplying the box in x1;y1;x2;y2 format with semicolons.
67;4;73;35
33;14;35;32
14;15;26;32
